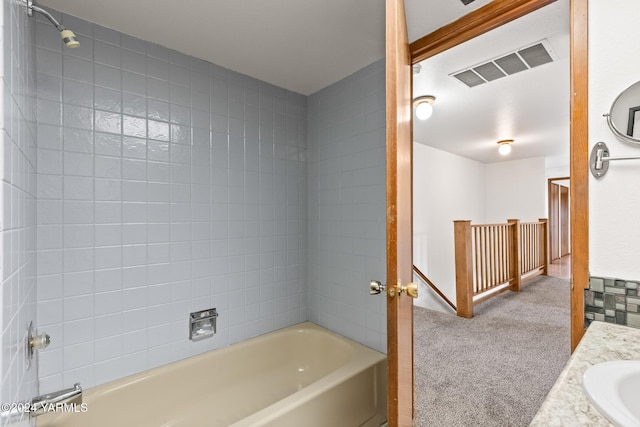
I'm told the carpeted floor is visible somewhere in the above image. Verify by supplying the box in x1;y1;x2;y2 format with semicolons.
413;275;571;427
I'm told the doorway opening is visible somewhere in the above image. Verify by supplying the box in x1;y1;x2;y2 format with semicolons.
411;0;570;317
409;2;572;425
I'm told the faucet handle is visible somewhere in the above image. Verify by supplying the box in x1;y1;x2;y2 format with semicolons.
26;321;51;370
30;332;50;350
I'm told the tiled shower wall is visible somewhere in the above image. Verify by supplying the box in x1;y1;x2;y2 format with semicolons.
585;276;640;329
35;11;307;392
307;60;387;353
0;0;39;424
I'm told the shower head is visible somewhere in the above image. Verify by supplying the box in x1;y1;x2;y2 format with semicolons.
60;29;80;48
23;0;80;48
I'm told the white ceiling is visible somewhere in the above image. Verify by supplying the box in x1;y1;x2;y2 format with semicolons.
38;0;569;164
38;0;387;96
405;0;494;43
412;1;570;164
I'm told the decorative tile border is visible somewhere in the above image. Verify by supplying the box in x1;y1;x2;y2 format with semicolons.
585;276;640;328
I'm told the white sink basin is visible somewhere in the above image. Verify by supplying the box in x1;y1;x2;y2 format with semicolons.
583;360;640;427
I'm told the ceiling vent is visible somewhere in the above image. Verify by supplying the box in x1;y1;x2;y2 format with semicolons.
451;39;557;88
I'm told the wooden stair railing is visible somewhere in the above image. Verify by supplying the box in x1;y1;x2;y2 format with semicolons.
454;218;548;318
412;265;456;311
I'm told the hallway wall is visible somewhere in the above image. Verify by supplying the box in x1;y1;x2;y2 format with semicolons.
485;157;546;223
413;143;485;308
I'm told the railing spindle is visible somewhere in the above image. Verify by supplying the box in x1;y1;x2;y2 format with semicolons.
539;218;548;275
496;226;500;286
492;226;497;288
488;226;495;287
484;226;489;291
476;227;481;293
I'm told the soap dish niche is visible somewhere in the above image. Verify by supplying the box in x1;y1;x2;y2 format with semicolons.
189;308;218;341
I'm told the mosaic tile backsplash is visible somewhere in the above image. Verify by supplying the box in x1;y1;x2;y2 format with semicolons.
585;276;640;328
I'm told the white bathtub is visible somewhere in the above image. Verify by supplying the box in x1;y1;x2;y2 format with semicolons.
38;322;387;427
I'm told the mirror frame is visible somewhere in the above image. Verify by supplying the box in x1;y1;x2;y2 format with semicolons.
605;80;640;145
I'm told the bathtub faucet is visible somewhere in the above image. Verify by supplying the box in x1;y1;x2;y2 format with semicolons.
0;383;82;422
30;383;83;417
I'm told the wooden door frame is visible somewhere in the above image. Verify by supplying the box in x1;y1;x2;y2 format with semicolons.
560;184;570;257
549;180;560;261
386;0;414;424
548;176;570;261
407;0;588;351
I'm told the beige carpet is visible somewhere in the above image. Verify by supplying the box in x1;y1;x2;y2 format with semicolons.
413;275;571;427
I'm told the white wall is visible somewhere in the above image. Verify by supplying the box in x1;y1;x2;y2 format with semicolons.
413;144;485;306
589;0;640;278
545;155;570;180
485;157;547;223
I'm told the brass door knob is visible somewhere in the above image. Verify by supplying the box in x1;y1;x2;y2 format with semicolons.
403;282;418;298
369;280;386;295
388;281;418;298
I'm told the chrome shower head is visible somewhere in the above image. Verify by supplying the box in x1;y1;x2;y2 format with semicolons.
23;0;80;48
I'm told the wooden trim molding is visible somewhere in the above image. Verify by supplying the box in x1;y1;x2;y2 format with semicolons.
569;0;588;352
410;0;557;63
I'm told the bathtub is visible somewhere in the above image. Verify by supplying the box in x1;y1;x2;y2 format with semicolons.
37;322;387;427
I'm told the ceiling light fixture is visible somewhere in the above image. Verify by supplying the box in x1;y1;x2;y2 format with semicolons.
414;95;436;120
497;139;514;155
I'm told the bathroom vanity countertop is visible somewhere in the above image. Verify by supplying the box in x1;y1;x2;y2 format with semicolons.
530;321;640;426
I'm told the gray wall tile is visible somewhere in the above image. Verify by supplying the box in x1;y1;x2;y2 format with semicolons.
307;60;386;353
0;0;39;415
35;11;307;392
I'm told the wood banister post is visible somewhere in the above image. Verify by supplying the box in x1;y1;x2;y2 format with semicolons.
508;219;522;292
539;218;548;275
454;220;473;318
